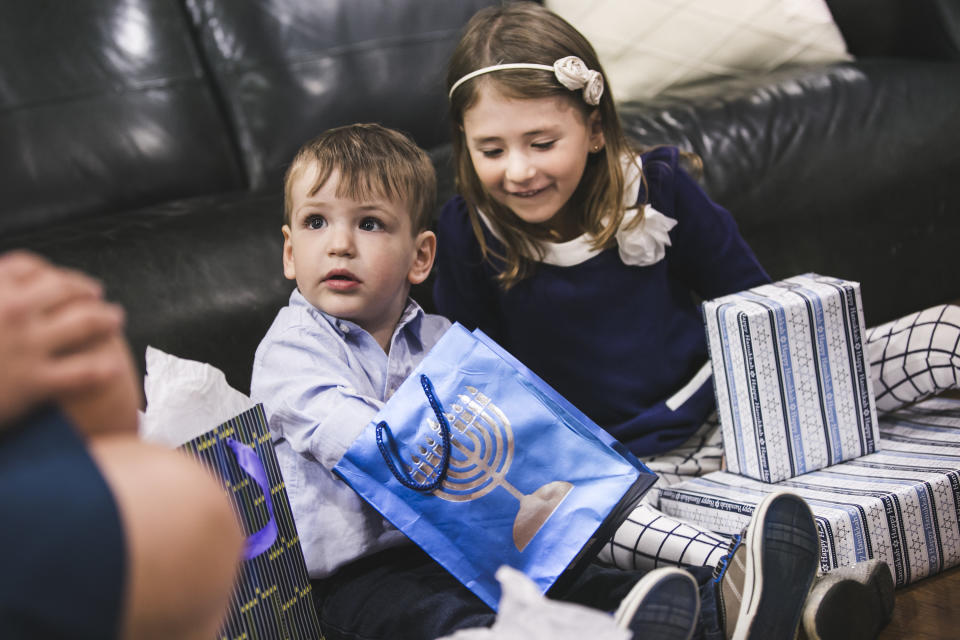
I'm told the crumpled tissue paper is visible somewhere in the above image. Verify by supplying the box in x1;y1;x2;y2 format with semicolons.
138;346;255;448
436;566;631;640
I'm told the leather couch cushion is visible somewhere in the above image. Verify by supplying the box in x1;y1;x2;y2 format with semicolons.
0;0;244;236
184;0;498;190
1;191;288;394
619;57;960;325
825;0;960;59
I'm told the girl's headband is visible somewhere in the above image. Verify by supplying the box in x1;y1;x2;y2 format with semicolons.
448;55;604;106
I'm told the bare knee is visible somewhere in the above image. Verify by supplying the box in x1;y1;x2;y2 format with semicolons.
89;436;244;640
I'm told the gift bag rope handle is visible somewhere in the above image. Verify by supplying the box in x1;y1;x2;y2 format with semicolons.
376;374;452;492
225;437;279;559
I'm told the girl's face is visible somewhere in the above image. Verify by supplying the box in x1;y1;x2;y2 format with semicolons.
462;87;603;238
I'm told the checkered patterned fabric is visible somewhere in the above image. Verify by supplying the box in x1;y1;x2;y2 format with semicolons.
601;502;733;570
868;305;960;412
600;418;731;571
642;416;725;487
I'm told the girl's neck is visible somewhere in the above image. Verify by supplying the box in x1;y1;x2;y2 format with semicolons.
542;204;584;243
521;192;587;244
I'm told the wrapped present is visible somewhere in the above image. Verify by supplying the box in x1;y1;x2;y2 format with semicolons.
334;324;657;610
180;404;323;639
658;396;960;586
703;273;880;482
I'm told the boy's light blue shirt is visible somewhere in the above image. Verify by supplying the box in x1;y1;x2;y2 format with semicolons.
251;288;451;578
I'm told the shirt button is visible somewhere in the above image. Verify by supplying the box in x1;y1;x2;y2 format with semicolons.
339;323;350;333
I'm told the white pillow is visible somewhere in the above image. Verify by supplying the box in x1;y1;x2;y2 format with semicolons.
547;0;852;102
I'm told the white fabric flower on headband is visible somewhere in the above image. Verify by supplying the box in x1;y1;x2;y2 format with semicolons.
448;56;605;106
553;56;604;106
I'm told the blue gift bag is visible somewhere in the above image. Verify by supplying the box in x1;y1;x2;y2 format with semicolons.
333;324;657;609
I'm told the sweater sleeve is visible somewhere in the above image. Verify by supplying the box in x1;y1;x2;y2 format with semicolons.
643;147;771;300
433;197;506;341
251;324;381;471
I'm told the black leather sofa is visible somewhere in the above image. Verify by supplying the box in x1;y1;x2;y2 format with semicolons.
2;0;959;396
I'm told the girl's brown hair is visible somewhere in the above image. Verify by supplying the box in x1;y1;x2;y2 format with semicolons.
447;1;644;288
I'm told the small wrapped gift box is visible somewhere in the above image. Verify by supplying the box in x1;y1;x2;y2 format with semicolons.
658;397;960;586
703;273;880;482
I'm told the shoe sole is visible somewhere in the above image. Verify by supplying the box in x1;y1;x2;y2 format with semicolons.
804;561;896;640
614;567;701;640
732;491;820;640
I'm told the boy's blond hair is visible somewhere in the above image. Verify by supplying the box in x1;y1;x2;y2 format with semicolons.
283;123;437;232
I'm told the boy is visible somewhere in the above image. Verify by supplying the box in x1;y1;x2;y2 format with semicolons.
251;124;824;640
252;124;449;581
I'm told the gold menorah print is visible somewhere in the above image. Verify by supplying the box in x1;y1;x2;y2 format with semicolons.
406;385;573;552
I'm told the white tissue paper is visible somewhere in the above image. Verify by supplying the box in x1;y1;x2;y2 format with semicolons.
436;566;630;640
138;346;255;448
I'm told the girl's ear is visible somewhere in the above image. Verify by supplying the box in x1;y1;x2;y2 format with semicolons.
281;225;297;281
408;230;437;285
588;109;605;151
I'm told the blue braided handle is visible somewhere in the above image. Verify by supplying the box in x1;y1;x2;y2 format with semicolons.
376;374;452;492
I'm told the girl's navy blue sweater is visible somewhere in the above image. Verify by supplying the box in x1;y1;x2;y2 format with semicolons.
434;146;770;456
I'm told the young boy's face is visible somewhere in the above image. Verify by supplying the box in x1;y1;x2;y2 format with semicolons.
282;163;435;348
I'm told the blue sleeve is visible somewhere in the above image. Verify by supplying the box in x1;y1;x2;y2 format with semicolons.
433;197;506;341
643;147;771;299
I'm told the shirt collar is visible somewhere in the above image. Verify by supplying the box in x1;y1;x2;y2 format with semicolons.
290;288;426;348
395;298;426;349
475;155;644;267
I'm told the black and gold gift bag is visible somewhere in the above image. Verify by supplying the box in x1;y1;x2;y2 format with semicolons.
180;404;323;639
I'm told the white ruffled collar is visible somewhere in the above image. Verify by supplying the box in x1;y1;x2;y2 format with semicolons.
475;155;677;268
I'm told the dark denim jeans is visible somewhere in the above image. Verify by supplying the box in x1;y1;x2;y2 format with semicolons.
312;545;721;640
0;408;125;640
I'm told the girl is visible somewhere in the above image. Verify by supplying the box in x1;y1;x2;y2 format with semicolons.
436;2;959;637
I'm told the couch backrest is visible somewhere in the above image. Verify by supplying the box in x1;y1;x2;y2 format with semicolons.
826;0;960;59
0;0;245;237
183;0;497;191
0;0;497;238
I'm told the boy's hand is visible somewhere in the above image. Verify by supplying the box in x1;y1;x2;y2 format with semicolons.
0;251;133;430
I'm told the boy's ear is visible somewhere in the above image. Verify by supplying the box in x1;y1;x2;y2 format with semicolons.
408;230;437;285
281;225;297;281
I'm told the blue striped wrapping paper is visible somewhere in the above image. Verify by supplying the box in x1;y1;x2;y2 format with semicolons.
658;396;960;586
702;273;880;483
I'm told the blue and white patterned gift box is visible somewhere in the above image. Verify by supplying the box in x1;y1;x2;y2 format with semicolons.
703;273;880;483
658;397;960;586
